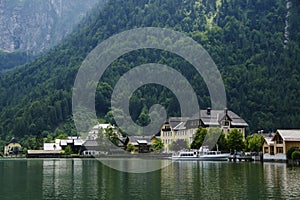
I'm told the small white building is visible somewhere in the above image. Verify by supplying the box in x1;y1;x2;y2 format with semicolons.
43;137;84;151
43;142;62;151
87;123;119;140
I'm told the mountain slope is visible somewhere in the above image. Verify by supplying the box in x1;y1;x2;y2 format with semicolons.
0;0;101;54
0;0;299;142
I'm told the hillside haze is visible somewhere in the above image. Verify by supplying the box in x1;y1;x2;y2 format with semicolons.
0;0;299;144
0;0;100;54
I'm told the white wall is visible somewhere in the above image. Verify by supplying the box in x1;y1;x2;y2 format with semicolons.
43;143;62;151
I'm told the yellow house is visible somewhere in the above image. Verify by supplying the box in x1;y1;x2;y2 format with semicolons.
160;109;248;152
272;130;300;155
160;117;190;152
262;136;274;155
4;137;22;156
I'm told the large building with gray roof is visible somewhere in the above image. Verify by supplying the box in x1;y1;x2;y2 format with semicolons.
160;108;248;152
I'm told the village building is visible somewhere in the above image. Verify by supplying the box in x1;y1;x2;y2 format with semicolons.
4;137;22;156
59;136;84;153
87;123;119;140
262;132;275;160
81;140;102;156
27;123;122;158
43;137;84;152
81;135;156;155
27;137;84;158
160;108;248;152
160;117;190;152
262;136;274;155
263;129;300;161
43;139;62;151
186;108;248;138
125;136;155;153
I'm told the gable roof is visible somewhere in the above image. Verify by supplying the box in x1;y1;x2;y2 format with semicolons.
272;130;300;142
173;121;186;130
263;137;274;146
189;109;248;127
161;117;189;132
6;137;20;146
128;136;153;142
262;132;275;146
166;117;189;129
83;140;99;147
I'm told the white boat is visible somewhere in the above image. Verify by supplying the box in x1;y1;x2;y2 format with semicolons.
171;146;230;161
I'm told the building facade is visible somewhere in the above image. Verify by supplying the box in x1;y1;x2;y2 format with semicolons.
160;117;191;152
262;136;274;155
160;108;248;152
273;130;300;159
4;138;22;156
262;130;300;161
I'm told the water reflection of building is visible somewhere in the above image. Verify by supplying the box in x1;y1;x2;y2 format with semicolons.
42;159;96;198
160;162;224;199
263;163;288;198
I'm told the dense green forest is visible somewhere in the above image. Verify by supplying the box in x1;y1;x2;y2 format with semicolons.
0;0;299;147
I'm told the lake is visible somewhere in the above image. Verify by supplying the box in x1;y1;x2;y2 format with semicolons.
0;159;299;200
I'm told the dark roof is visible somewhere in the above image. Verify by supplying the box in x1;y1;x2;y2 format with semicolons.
83;140;99;147
126;135;155;146
6;137;19;146
127;136;153;143
82;140;102;151
189;109;248;127
166;117;189;129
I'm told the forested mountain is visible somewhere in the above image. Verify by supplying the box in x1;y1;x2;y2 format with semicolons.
0;0;299;145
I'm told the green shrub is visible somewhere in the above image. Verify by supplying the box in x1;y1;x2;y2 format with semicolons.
126;143;137;152
287;147;298;159
291;151;300;160
64;145;73;155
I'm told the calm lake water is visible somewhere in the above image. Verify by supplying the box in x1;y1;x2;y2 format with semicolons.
0;159;299;200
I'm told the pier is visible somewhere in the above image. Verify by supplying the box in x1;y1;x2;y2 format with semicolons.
228;155;254;162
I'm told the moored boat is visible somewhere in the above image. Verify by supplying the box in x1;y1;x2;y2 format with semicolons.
171;146;230;161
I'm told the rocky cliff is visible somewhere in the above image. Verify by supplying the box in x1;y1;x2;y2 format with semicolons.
0;0;100;54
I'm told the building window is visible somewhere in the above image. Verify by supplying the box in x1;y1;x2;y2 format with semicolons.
223;121;229;126
264;147;269;153
270;147;274;155
276;137;283;144
277;147;283;153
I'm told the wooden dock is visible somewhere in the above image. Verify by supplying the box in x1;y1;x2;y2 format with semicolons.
228;155;254;162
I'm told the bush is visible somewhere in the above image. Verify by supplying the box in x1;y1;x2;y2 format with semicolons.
287;147;298;159
292;151;300;160
126;143;137;152
64;145;73;155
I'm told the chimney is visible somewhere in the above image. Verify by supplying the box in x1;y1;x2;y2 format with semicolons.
224;108;228;115
207;107;211;115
